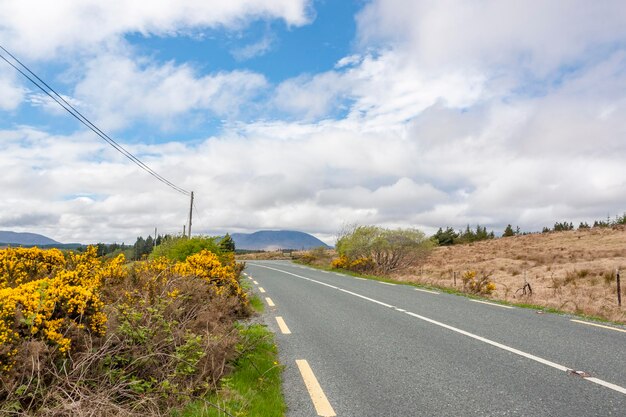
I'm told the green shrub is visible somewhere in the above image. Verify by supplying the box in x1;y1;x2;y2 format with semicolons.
150;236;223;262
335;225;432;274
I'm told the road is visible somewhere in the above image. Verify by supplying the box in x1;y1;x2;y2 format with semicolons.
244;260;626;417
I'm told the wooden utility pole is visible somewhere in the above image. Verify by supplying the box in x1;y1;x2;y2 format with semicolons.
183;225;186;236
187;191;194;238
154;227;157;247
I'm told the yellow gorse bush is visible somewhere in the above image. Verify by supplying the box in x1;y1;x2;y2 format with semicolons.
175;250;246;300
462;270;496;295
0;246;115;371
0;246;246;373
134;249;247;302
331;255;375;272
0;247;66;287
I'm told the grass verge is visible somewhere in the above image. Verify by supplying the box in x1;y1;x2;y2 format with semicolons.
179;285;285;417
294;261;626;326
240;279;265;313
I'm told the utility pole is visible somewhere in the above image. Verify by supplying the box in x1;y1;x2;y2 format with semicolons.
183;225;186;236
154;227;157;247
188;191;194;239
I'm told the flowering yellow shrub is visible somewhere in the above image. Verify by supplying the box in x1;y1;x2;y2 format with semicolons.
177;250;242;295
130;249;247;304
1;244;251;416
331;255;350;269
0;247;66;288
330;255;375;272
462;270;496;295
0;247;118;371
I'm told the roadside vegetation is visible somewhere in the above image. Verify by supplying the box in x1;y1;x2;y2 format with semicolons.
236;251;292;261
419;226;626;322
179;279;284;417
297;222;626;323
0;236;285;416
295;225;433;275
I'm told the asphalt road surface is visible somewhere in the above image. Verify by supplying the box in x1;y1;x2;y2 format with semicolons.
244;260;626;417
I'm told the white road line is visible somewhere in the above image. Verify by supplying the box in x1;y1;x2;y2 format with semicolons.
296;359;336;417
276;316;291;334
470;299;513;309
337;288;395;308
265;297;275;307
253;280;259;285
353;277;366;281
415;288;440;294
250;263;626;397
586;378;626;395
571;319;626;334
402;311;568;371
259;287;266;293
379;281;396;286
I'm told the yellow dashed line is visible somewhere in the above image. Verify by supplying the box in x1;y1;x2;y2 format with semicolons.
259;287;266;293
296;359;336;417
275;316;291;334
265;297;275;307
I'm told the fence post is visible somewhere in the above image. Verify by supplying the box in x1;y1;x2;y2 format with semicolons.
617;269;621;307
453;271;457;287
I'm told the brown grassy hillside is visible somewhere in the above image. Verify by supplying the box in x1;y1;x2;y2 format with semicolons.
397;226;626;322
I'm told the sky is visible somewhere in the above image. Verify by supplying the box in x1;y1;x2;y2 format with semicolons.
1;0;626;245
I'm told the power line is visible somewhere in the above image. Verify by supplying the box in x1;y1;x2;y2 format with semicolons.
0;44;191;196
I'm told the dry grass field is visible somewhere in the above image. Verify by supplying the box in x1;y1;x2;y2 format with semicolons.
397;226;626;322
236;251;292;261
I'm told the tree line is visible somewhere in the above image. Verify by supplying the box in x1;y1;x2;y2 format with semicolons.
78;233;236;260
432;211;626;246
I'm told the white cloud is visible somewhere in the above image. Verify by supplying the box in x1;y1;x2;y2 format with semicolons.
231;35;275;61
273;50;486;124
2;1;626;244
72;53;267;130
0;0;312;59
4;67;626;245
335;54;362;69
273;71;350;119
357;0;626;76
26;92;83;115
0;68;24;110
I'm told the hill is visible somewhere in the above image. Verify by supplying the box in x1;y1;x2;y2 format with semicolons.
0;231;60;246
398;226;626;322
231;230;329;251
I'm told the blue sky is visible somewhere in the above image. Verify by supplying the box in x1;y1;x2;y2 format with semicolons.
4;0;362;142
1;0;626;244
127;0;360;81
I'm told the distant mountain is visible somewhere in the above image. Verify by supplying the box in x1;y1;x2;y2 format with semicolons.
231;230;330;251
0;231;60;246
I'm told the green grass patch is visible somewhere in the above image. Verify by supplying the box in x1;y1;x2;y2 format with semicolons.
249;294;265;313
179;324;284;417
239;275;265;313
